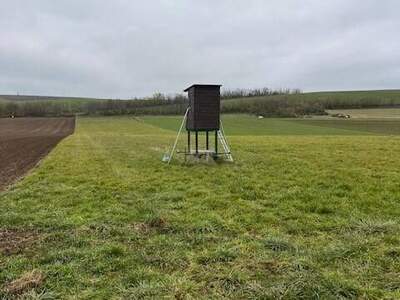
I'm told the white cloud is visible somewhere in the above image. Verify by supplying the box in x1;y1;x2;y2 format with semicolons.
0;0;399;97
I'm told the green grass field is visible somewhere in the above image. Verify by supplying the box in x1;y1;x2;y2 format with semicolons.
327;108;400;119
1;115;400;299
142;114;400;136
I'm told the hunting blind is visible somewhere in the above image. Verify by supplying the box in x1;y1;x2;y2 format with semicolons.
164;84;233;163
185;84;221;131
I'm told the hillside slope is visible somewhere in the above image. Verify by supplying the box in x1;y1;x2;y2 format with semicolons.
1;89;400;117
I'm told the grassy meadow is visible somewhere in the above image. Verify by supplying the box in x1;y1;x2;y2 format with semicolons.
327;108;400;119
1;115;400;299
142;114;400;136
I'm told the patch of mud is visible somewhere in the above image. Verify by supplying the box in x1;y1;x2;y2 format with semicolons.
0;229;40;255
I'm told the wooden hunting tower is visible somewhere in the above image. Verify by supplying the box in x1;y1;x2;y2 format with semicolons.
164;84;233;163
184;84;221;131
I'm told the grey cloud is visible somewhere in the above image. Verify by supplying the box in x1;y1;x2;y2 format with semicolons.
0;0;399;98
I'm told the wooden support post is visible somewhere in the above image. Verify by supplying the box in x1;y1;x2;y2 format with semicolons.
215;130;218;154
206;131;209;150
187;130;191;153
195;131;199;154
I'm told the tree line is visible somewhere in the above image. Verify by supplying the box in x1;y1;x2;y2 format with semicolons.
1;88;400;118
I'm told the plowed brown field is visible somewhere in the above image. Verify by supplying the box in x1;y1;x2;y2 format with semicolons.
0;117;75;190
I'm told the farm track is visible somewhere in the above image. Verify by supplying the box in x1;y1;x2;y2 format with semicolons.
0;118;75;190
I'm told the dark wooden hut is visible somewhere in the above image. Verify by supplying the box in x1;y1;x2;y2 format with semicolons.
183;84;222;155
164;83;233;163
184;84;221;131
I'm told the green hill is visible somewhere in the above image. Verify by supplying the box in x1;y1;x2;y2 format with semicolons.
1;89;400;117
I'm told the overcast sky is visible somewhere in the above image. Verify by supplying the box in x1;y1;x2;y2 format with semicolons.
0;1;399;98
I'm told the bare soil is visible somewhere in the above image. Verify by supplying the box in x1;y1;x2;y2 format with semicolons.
0;117;75;190
0;228;40;255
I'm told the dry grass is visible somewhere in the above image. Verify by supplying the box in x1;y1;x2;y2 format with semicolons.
3;270;44;295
